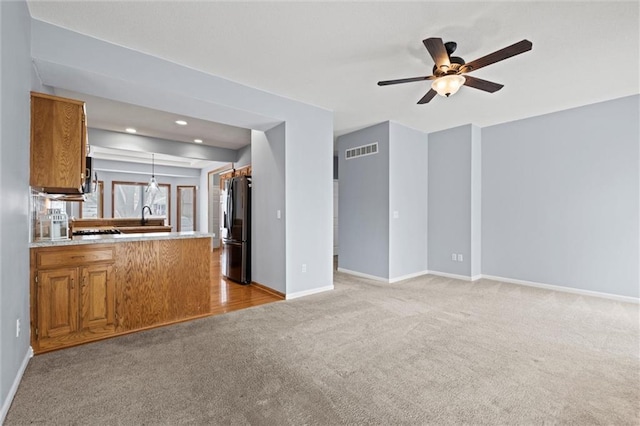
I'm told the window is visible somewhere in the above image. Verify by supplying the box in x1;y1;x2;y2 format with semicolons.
80;181;104;218
112;181;171;224
177;185;196;231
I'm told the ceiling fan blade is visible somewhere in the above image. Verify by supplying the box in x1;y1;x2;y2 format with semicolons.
423;37;451;69
461;39;532;73
417;89;437;104
463;76;504;93
377;75;436;86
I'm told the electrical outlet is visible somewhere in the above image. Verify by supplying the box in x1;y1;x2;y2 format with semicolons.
451;253;457;261
16;319;20;338
393;211;399;219
457;254;463;262
302;264;307;273
277;210;281;219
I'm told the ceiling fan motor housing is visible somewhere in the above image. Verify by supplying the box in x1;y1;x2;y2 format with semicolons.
444;41;457;55
432;56;466;76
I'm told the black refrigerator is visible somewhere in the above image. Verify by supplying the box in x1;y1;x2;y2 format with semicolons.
221;176;251;284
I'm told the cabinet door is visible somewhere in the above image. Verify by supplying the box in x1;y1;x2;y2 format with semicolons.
80;264;115;331
37;268;78;340
30;92;86;194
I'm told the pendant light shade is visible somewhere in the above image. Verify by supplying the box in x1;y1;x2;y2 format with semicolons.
145;153;160;204
431;74;466;97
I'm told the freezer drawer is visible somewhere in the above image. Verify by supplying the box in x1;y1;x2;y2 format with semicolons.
221;240;250;284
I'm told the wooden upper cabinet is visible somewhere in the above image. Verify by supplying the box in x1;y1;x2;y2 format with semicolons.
30;92;87;194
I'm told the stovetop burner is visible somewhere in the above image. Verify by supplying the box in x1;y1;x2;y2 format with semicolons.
73;229;122;236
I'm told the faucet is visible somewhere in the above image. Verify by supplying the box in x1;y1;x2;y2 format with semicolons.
141;205;153;225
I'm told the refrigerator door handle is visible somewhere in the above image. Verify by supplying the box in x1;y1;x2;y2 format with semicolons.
228;180;234;233
224;179;232;236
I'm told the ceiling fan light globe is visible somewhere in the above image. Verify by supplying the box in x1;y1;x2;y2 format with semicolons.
432;75;466;97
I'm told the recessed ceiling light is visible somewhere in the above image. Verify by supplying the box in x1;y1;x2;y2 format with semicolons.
175;120;188;126
194;139;203;144
125;128;137;133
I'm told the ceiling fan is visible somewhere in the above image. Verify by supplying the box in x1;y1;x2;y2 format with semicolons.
378;38;532;104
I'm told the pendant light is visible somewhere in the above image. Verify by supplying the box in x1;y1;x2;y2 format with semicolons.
145;153;160;204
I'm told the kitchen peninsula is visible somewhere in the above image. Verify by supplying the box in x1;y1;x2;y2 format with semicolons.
70;218;173;235
30;232;213;353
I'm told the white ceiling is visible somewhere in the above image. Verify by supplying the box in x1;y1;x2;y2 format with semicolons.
54;89;251;150
28;1;639;142
89;146;228;171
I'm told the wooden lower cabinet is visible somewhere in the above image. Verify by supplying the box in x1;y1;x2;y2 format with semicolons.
114;238;210;331
80;264;116;332
31;237;211;353
32;248;116;352
36;268;79;343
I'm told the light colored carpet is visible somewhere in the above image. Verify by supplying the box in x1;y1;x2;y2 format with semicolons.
6;272;640;425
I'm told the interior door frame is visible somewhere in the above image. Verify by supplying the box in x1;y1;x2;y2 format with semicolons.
79;180;104;218
208;163;234;248
177;185;197;232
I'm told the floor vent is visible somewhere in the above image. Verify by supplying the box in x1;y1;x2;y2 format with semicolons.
345;142;378;160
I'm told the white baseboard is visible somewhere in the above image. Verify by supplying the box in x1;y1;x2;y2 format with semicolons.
338;268;476;284
1;346;33;424
337;267;637;303
336;267;389;282
389;270;430;283
428;270;477;282
481;274;639;304
286;285;334;300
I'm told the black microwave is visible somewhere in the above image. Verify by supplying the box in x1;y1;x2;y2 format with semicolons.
82;157;97;194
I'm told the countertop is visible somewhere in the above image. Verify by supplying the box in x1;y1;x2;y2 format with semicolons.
30;231;215;248
116;225;173;233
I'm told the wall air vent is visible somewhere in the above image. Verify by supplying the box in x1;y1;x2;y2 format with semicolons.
345;142;378;160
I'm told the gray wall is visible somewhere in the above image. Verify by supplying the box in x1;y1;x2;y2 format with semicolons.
88;128;237;162
283;110;333;295
252;126;286;293
337;122;390;279
235;144;251;168
0;1;31;419
428;124;477;276
470;125;482;277
32;19;333;298
90;158;200;231
388;122;428;279
482;95;639;297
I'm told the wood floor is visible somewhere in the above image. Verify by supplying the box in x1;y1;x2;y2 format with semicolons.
210;250;284;316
